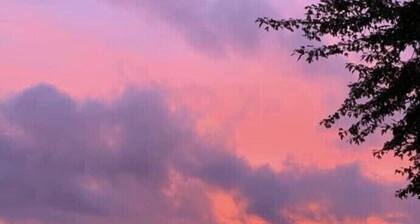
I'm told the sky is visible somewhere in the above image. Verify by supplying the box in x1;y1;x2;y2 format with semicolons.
0;1;418;224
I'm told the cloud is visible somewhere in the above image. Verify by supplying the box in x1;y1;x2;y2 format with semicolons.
181;147;418;223
0;84;212;224
103;0;275;55
99;0;353;80
0;84;418;224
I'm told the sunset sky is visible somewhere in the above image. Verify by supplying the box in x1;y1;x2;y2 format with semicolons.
0;1;419;224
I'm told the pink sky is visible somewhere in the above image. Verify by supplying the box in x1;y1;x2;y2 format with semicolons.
0;1;418;224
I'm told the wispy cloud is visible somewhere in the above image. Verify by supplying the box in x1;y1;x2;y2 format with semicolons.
103;0;275;55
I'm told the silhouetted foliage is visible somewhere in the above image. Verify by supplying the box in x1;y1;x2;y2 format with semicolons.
258;0;420;199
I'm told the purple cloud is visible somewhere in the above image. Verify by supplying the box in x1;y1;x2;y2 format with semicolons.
103;0;276;55
0;84;418;224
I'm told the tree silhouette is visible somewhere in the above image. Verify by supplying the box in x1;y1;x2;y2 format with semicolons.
258;0;420;199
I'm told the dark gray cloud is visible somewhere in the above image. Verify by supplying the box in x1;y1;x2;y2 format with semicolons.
0;84;418;224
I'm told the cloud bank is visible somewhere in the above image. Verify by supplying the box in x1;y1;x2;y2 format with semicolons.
0;84;418;224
